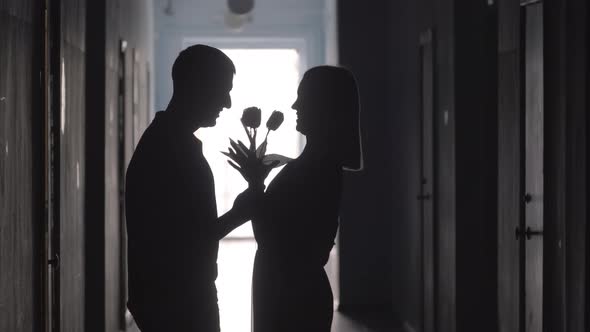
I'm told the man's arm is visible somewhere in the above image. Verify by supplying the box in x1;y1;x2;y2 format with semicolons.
214;188;263;240
215;208;248;240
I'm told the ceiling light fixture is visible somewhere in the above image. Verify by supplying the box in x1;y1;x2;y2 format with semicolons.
228;0;254;15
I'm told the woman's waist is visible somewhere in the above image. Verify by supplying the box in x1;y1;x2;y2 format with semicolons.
255;246;331;267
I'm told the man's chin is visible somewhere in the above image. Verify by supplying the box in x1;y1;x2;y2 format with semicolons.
202;118;217;128
295;123;306;134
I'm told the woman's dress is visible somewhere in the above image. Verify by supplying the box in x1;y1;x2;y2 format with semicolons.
252;150;342;332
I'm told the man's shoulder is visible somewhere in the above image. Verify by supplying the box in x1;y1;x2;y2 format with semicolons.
136;114;177;150
127;116;173;172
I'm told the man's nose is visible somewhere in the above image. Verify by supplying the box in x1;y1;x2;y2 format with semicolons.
225;94;232;108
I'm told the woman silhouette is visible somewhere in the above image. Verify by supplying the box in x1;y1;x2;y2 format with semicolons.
251;66;362;332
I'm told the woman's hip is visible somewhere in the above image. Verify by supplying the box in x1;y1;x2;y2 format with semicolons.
252;252;333;306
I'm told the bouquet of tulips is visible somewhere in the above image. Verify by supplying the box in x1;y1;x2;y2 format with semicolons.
223;106;292;188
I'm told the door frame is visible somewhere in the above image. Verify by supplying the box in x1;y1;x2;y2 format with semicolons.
42;0;63;330
418;28;437;332
117;38;131;330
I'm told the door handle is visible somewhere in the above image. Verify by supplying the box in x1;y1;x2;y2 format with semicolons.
515;226;543;240
523;227;543;239
48;254;60;270
523;193;533;203
417;193;432;201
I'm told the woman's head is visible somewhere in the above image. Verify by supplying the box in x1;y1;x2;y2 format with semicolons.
292;66;363;171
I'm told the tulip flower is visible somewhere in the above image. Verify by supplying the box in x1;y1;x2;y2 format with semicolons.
258;111;285;156
241;107;262;151
241;106;261;128
266;111;284;131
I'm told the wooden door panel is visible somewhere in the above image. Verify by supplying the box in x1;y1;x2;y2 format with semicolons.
523;3;544;332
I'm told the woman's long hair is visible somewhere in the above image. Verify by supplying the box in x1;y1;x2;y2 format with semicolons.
302;66;363;171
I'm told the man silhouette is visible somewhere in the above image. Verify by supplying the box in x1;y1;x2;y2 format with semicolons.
125;45;253;332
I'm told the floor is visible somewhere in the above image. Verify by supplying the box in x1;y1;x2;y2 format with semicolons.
128;238;402;332
128;311;401;332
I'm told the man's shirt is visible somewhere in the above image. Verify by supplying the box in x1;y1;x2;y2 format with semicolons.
125;110;218;319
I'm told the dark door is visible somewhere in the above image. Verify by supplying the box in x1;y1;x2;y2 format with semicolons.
118;39;129;330
419;29;436;332
520;2;544;331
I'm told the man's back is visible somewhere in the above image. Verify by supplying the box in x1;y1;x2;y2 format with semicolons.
125;110;219;330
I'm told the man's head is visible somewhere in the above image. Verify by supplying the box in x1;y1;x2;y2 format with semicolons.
170;45;235;129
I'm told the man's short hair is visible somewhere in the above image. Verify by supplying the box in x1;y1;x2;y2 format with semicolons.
172;44;236;94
